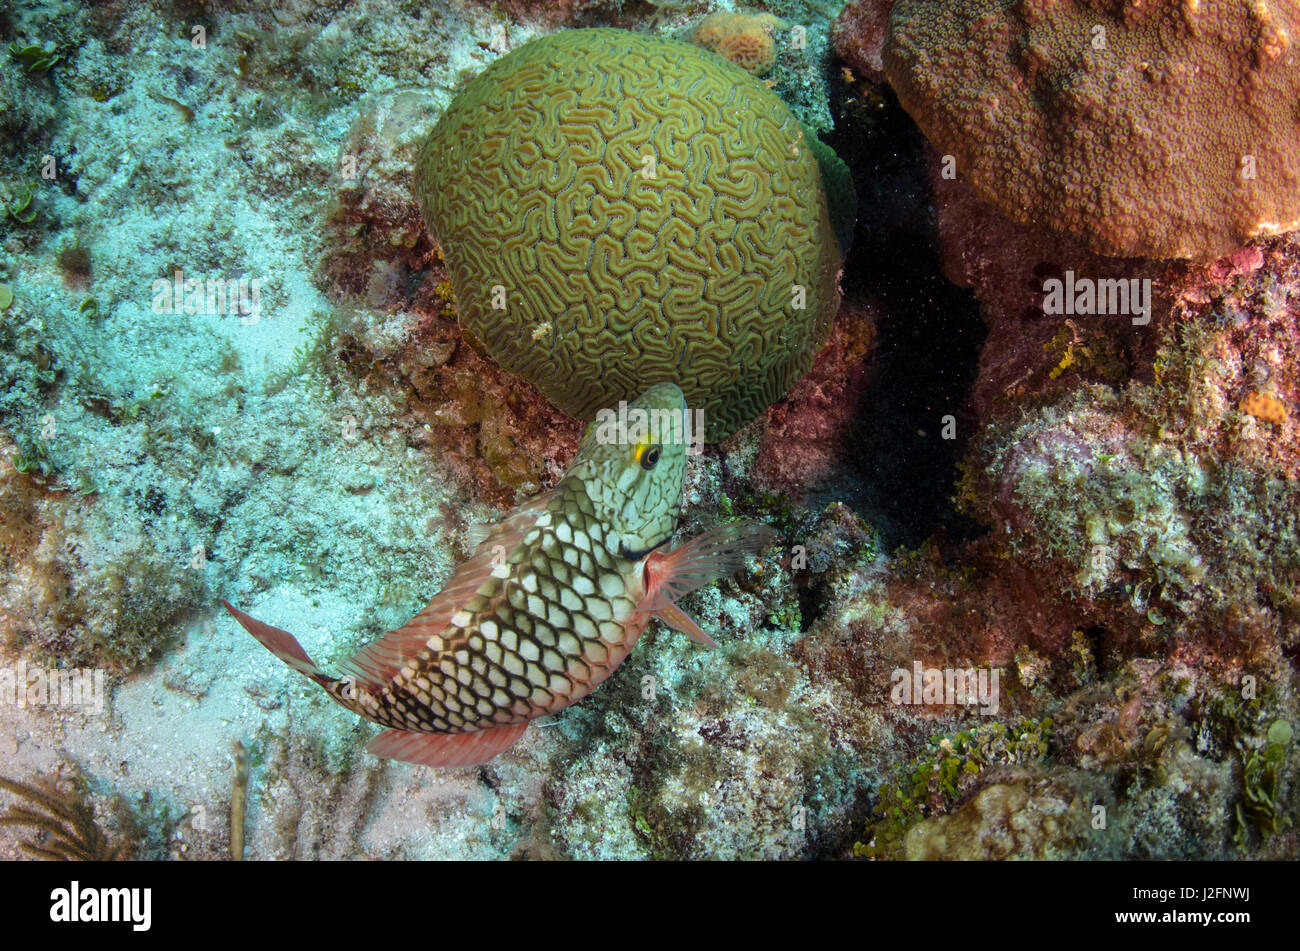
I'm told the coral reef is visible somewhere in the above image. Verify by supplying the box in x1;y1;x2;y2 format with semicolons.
0;0;1297;865
328;87;443;290
961;383;1300;662
330;281;585;506
415;28;849;440
831;0;893;84
882;0;1300;258
750;304;876;500
898;771;1107;860
824;0;1300;862
855;718;1056;859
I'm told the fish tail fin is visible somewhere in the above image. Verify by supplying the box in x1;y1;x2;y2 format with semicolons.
366;722;528;768
221;600;330;686
640;520;776;639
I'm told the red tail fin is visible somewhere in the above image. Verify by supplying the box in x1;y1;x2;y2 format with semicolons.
221;600;328;684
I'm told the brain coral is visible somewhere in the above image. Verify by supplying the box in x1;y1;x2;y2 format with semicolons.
415;28;850;440
883;0;1300;259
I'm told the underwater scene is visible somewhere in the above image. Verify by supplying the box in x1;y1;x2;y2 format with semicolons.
0;0;1297;863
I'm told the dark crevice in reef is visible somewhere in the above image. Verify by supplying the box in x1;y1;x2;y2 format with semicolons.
1282;637;1300;675
797;579;827;630
1081;626;1111;676
824;85;987;551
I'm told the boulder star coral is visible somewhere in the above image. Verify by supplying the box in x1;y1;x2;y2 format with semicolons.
883;0;1300;259
415;28;852;440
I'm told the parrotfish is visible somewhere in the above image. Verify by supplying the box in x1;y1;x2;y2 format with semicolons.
223;383;774;768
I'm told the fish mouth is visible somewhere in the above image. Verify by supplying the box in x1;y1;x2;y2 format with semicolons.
619;533;674;561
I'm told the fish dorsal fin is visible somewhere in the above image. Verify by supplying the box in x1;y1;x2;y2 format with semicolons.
338;490;558;692
640;520;776;613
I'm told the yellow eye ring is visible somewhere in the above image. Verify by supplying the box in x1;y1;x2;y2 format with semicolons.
637;443;661;470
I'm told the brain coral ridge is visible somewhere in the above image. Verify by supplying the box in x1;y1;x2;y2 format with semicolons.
415;28;849;440
883;0;1300;259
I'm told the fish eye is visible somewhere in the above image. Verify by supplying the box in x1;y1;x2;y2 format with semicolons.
638;444;661;470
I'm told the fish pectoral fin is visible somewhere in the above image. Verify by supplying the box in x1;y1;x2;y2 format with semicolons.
641;520;777;611
653;602;718;649
466;489;559;561
464;522;492;551
365;722;529;768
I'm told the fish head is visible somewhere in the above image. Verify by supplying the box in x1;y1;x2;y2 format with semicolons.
567;382;692;560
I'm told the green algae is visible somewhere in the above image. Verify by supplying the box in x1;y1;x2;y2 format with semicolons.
262;308;336;397
1042;322;1128;384
1234;719;1294;846
854;717;1054;859
7;42;62;74
4;184;38;223
10;432;60;483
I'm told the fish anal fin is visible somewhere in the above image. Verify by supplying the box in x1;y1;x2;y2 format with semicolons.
366;722;528;768
652;602;718;649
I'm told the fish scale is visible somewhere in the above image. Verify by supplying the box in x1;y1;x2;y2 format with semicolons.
223;382;775;768
354;493;640;734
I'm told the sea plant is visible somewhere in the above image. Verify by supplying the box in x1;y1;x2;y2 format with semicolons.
0;774;122;860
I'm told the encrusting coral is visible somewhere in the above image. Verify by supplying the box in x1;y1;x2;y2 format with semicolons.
683;11;788;76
